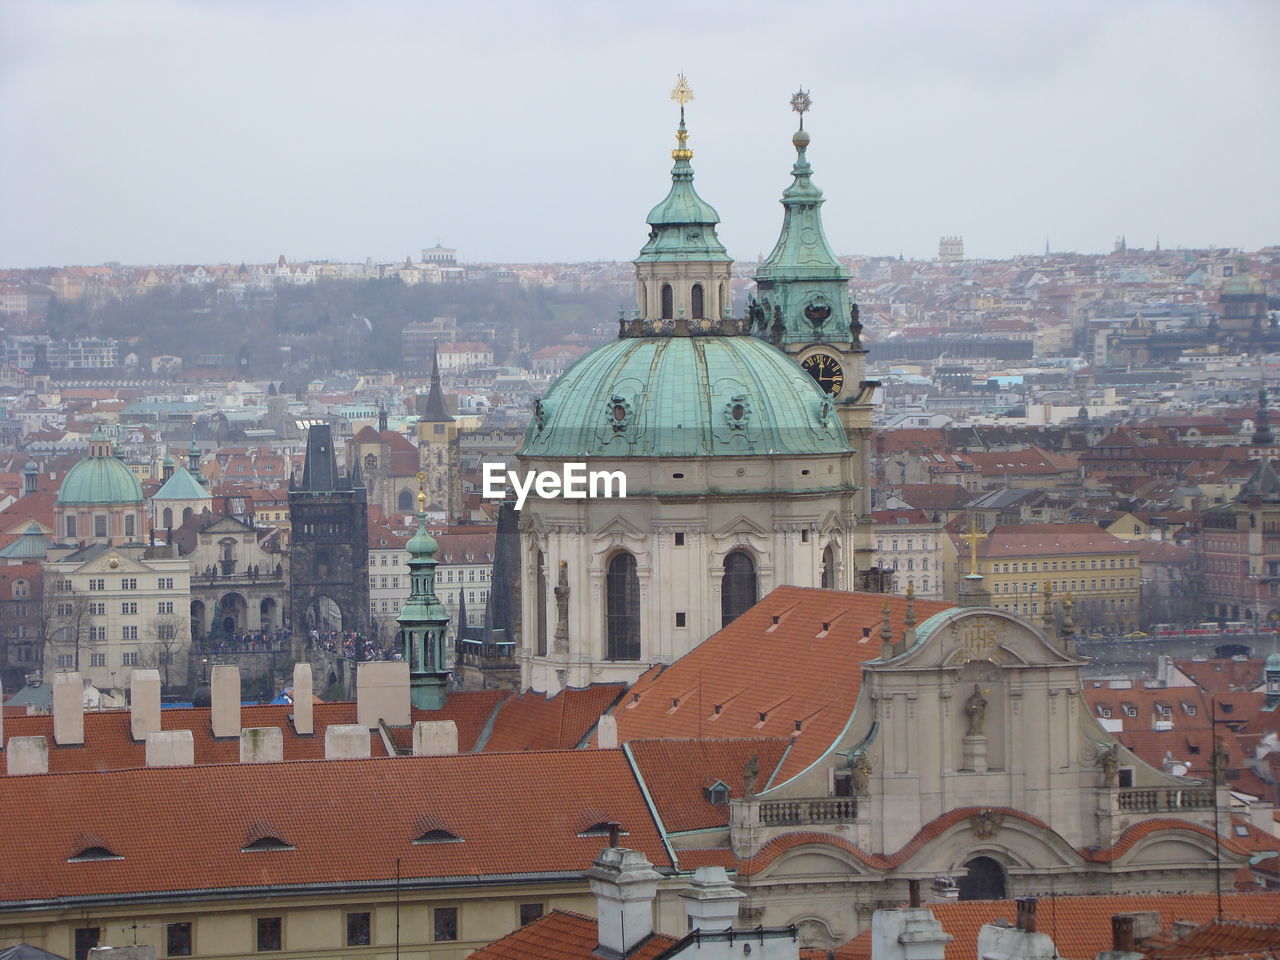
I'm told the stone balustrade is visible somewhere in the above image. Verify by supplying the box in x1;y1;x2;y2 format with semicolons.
758;797;858;826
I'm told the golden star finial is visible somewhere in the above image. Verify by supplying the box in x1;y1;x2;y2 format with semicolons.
790;88;812;116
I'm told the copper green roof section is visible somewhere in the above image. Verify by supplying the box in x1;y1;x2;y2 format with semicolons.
634;111;731;265
152;466;211;501
519;334;850;459
755;126;848;282
0;521;50;560
56;433;144;505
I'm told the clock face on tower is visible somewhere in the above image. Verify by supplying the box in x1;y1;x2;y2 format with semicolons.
801;352;844;397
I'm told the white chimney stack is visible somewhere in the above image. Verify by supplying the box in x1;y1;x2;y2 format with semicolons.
325;724;372;759
412;720;458;756
679;865;745;933
53;672;84;746
146;730;195;767
130;669;161;742
597;714;618;749
291;662;313;735
356;661;410;728
6;735;49;775
210;665;240;739
587;847;661;957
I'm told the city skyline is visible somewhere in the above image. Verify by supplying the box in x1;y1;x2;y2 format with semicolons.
2;0;1278;269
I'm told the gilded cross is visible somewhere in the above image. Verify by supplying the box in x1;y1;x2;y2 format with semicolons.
959;515;987;577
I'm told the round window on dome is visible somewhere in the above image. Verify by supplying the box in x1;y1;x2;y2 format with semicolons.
613;404;626;421
731;403;745;421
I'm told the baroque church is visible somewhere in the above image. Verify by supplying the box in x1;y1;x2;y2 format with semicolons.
517;82;879;693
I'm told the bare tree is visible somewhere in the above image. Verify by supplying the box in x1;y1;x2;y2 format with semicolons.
138;614;191;689
41;580;93;676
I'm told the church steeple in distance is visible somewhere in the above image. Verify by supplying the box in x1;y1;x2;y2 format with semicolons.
399;472;451;709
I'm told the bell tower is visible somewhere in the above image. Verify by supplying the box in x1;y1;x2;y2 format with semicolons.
398;476;451;709
753;90;878;583
632;75;734;325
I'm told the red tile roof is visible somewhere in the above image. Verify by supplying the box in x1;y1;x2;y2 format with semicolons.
627;738;791;833
2;749;672;904
601;586;951;785
467;909;677;960
830;893;1280;960
976;523;1138;559
1147;919;1280;959
483;685;628;752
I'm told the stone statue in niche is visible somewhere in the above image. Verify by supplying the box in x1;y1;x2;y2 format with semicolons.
553;561;570;653
851;751;872;796
1097;743;1119;787
964;683;988;736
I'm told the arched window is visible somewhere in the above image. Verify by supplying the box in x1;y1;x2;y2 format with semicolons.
639;283;647;318
691;283;705;319
124;515;134;538
606;552;640;660
536;550;548;657
958;856;1006;900
721;550;757;627
719;281;727;317
66;515;76;539
821;543;836;589
182;508;193;525
94;515;107;538
162;507;173;528
398;490;413;512
660;283;674;320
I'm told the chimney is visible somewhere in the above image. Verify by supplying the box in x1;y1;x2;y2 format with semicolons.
240;727;284;763
587;846;661;957
1112;915;1136;954
678;865;745;933
210;665;240;739
87;945;157;960
53;672;84;746
291;662;313;735
1016;897;1037;933
872;903;953;960
412;720;458;756
6;735;49;775
146;730;194;767
356;661;410;728
325;724;372;759
130;669;161;742
597;714;618;749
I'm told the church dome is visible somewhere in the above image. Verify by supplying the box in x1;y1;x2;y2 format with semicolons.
57;432;144;505
520;333;849;459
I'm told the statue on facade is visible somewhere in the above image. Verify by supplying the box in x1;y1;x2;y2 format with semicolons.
770;305;785;345
851;751;871;796
849;301;863;347
1097;743;1119;787
1211;736;1229;782
747;296;765;335
964;683;988;736
552;560;570;654
741;754;760;797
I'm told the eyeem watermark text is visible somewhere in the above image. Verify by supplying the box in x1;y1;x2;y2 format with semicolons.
483;462;627;510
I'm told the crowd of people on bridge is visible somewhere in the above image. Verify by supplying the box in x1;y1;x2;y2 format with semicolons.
197;627;292;653
310;629;398;661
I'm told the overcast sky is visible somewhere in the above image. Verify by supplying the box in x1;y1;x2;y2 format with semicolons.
2;0;1277;268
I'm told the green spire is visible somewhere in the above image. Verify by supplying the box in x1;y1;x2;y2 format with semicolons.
398;478;451;709
635;76;731;265
754;90;854;346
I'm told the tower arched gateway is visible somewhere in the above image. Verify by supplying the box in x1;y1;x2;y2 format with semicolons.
517;79;862;693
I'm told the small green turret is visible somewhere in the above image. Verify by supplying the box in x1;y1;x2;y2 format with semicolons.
398;476;451;709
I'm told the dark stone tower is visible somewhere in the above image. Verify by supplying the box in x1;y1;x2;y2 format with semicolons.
289;424;369;659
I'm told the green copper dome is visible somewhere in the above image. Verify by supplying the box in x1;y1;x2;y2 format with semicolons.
56;432;144;505
520;334;850;459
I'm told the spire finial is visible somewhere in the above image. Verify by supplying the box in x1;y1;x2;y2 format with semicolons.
790;88;812;130
904;581;916;627
670;74;694;160
415;470;427;513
